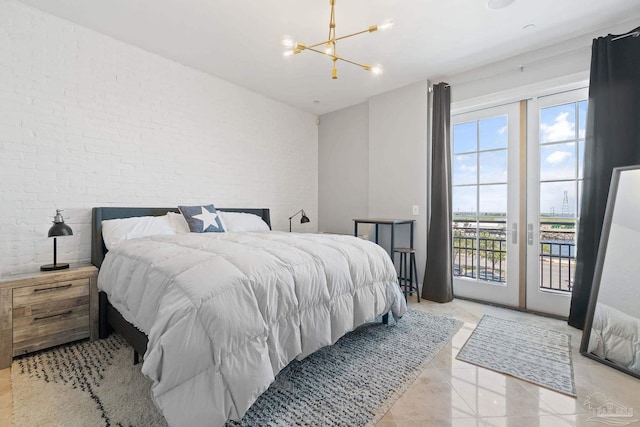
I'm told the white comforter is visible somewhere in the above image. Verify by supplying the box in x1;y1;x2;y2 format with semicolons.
588;303;640;372
98;231;407;427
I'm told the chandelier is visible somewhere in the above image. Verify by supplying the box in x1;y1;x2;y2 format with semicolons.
282;0;392;79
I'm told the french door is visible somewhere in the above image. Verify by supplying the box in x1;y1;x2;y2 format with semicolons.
526;89;588;316
451;88;587;317
451;103;521;307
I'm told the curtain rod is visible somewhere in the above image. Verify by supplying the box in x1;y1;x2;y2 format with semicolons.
428;83;450;93
612;30;639;41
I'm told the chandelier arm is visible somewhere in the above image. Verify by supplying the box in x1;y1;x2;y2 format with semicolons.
305;26;373;50
306;39;336;49
303;45;370;71
336;56;370;70
303;45;336;58
333;27;376;42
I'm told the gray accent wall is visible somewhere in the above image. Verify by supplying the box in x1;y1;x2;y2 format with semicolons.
318;81;429;283
369;82;429;283
318;103;370;236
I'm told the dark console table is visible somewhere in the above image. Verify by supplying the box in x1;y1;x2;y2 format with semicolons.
353;218;415;259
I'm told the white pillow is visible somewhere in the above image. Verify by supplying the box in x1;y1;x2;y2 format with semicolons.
219;211;269;232
102;215;175;250
167;212;191;234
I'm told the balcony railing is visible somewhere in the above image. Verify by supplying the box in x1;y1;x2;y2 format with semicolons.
452;220;575;292
538;222;576;292
453;221;506;283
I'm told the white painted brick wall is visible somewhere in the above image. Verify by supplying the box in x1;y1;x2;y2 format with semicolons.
0;1;318;275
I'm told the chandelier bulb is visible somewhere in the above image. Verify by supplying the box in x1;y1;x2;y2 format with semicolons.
377;21;394;31
282;37;295;48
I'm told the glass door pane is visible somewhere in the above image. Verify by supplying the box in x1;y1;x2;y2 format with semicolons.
452;103;520;307
526;88;588;317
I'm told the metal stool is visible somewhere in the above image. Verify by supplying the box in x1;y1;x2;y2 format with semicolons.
394;248;420;302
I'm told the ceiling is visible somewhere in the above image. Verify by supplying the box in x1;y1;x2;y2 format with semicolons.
16;0;640;115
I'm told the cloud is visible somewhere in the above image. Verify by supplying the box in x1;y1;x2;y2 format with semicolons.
541;111;575;142
546;150;572;164
498;126;507;135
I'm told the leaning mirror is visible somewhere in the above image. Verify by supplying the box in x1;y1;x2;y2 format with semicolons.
580;165;640;379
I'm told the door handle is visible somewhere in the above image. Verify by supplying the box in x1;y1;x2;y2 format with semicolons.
507;223;517;244
527;223;534;245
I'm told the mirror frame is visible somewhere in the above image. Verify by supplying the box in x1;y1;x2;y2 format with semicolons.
580;164;640;380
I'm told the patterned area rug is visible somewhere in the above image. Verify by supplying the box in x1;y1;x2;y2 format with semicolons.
456;315;576;397
12;334;167;427
12;310;462;426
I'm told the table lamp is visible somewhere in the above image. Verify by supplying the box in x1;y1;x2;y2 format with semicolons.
289;209;310;232
41;209;73;271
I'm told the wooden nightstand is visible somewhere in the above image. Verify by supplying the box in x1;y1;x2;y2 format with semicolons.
0;264;98;369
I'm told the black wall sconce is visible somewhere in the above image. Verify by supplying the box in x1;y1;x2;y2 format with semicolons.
288;209;310;232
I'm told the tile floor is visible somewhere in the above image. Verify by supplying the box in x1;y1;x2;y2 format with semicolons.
1;298;639;426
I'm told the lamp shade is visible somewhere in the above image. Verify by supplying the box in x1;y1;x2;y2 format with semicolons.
48;222;73;237
300;211;310;224
48;210;73;237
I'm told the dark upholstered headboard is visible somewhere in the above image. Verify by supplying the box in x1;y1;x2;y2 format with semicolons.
91;207;271;268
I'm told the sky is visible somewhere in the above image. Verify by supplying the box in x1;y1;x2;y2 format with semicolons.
453;101;587;219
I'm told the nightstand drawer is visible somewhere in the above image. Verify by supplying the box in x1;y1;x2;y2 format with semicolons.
12;305;90;356
12;278;90;356
13;278;90;308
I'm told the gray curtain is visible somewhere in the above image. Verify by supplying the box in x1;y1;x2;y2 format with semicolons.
423;82;453;302
568;27;640;329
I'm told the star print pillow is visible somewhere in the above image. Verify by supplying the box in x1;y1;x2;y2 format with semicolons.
178;204;225;233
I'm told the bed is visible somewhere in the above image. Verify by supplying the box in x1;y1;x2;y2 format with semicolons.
91;206;407;427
